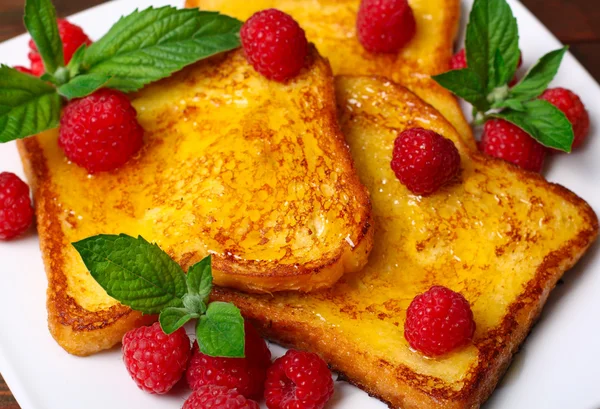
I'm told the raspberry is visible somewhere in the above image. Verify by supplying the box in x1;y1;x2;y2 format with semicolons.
265;350;334;409
540;87;590;149
186;322;271;399
450;49;467;70
404;286;476;357
58;89;144;173
240;9;308;82
451;49;522;85
183;386;260;409
0;172;34;240
480;119;546;172
14;66;34;75
122;322;191;394
390;128;461;196
357;0;416;53
28;19;92;76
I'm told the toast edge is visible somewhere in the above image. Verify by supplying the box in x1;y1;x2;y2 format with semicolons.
17;137;156;356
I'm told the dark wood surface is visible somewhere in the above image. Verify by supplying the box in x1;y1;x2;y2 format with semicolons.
1;0;599;407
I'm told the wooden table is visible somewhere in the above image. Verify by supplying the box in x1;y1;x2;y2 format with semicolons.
1;0;599;407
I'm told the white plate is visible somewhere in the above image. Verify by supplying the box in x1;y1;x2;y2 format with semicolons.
0;0;599;408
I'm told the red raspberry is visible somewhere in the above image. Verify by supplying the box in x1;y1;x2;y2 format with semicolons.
540;87;590;150
28;19;92;76
451;49;522;85
14;66;34;75
186;322;271;399
58;89;144;173
404;286;476;357
480;119;546;172
357;0;416;53
122;322;191;394
183;386;260;409
241;9;308;82
265;350;334;409
450;49;467;70
0;172;34;240
390;128;461;196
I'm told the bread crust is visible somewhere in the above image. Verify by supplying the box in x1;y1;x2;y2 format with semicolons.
17;137;156;356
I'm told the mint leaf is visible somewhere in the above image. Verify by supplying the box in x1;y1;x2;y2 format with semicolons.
433;68;489;112
67;44;87;78
492;49;510;87
23;0;64;74
83;7;242;92
466;0;519;91
196;302;245;358
0;66;61;143
159;307;197;334
492;99;574;152
183;294;206;315
40;73;59;86
509;46;568;101
58;73;111;99
72;234;188;314
493;98;525;112
187;256;213;301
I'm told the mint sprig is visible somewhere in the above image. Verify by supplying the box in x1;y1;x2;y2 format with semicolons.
73;234;245;358
0;0;242;144
433;0;574;152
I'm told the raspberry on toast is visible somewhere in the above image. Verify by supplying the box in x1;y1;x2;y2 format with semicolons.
212;77;599;409
17;47;373;356
185;0;475;148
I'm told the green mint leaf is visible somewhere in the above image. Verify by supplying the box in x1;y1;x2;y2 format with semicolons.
82;7;242;92
58;73;111;99
433;68;489;112
466;0;519;91
72;234;188;314
23;0;64;74
492;99;574;152
493;98;525;112
40;73;59;85
0;66;61;143
67;44;87;78
492;49;510;87
509;46;568;101
187;255;213;301
159;307;198;334
183;294;207;315
196;302;245;358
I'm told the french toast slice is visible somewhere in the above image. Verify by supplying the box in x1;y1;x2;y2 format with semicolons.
186;0;475;148
212;76;599;409
17;47;373;356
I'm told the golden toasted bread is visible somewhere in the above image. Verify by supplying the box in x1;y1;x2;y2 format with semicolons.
17;47;373;356
186;0;475;148
212;76;599;409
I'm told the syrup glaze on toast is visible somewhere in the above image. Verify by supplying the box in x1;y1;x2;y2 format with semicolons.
186;0;475;148
17;48;373;355
212;77;599;409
